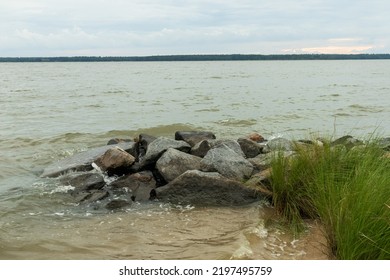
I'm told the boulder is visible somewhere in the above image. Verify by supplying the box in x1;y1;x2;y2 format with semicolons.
156;148;201;182
105;199;132;210
174;131;216;147
248;132;265;143
107;138;133;145
378;137;390;151
60;172;105;193
94;146;135;176
331;135;363;149
200;144;254;180
237;137;263;158
139;137;191;168
191;139;212;157
41;142;136;178
263;137;295;152
209;139;246;158
249;151;295;171
155;170;261;206
110;171;156;202
245;168;273;199
73;189;110;204
134;134;157;161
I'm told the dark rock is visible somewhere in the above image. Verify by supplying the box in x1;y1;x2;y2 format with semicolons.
110;171;156;202
331;135;363;149
174;131;216;147
135;134;157;161
156;170;261;206
245;168;273;199
94;146;135;176
73;189;109;204
209;139;246;157
60;172;105;193
200;144;254;180
156;148;201;182
378;137;390;151
107;138;133;145
190;140;212;157
105;199;131;210
237;137;263;158
139;137;191;168
41;142;136;178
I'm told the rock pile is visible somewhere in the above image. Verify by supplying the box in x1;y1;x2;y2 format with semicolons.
41;131;382;210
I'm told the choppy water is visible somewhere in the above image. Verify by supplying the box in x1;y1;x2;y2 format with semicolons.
0;60;388;259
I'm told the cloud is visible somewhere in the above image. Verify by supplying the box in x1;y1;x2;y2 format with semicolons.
0;0;389;56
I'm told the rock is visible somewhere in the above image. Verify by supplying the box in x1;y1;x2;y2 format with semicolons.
110;171;156;202
209;139;246;158
263;137;294;152
156;170;261;206
249;151;295;171
191;140;212;157
237;137;263;158
156;148;202;182
94;146;135;176
41;142;136;178
105;199;132;210
245;168;273;199
134;134;157;161
73;189;109;204
174;131;216;147
248;132;265;143
107;138;133;145
60;172;105;193
331;135;363;149
139;137;191;168
200;144;254;180
378;137;390;151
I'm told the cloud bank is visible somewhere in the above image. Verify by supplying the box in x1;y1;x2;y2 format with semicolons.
0;0;389;56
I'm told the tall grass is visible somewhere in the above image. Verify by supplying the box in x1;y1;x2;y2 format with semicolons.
270;139;390;259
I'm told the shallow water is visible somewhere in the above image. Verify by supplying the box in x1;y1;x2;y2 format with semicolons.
0;60;388;259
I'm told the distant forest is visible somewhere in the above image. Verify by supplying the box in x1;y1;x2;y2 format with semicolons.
1;54;390;62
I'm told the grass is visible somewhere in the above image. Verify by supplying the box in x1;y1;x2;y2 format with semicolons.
269;138;390;259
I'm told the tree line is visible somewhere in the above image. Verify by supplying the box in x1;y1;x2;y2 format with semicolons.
1;53;390;62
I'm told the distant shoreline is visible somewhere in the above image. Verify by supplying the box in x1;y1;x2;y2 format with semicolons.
1;53;390;62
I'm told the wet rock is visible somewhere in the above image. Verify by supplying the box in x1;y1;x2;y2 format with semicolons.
105;199;132;210
200;144;254;180
245;168;273;199
263;137;294;152
73;189;110;204
135;134;157;161
174;131;216;147
94;146;135;176
60;172;105;192
107;138;133;145
41;142;136;178
191;140;212;157
237;137;263;158
110;171;156;202
139;137;191;168
156;148;201;182
156;170;261;206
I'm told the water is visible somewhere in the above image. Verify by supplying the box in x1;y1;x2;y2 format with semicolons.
0;60;388;259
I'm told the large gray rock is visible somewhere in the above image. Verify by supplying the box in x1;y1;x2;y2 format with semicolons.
41;142;136;178
190;139;212;157
156;170;260;206
110;171;156;202
139;137;191;168
73;189;110;204
94;146;135;175
200;144;254;180
175;131;216;147
249;151;295;171
263;137;294;152
191;139;245;158
379;137;390;151
156;148;201;182
135;134;157;161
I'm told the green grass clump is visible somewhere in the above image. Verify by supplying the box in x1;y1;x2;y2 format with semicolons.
270;139;390;259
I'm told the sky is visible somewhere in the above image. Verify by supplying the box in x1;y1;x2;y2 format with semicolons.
0;0;389;57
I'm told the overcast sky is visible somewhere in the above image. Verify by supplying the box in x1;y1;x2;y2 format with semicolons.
0;0;389;56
